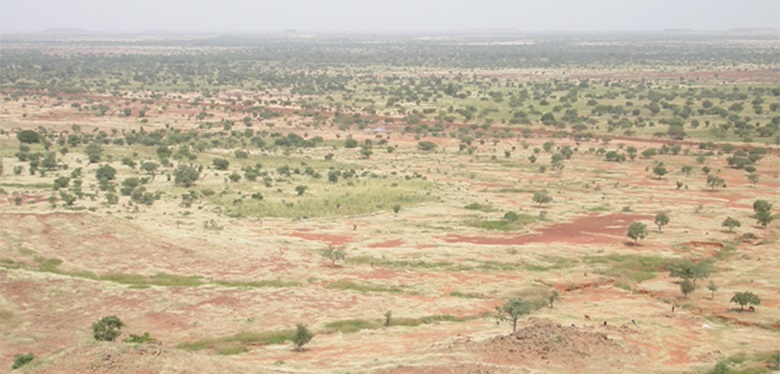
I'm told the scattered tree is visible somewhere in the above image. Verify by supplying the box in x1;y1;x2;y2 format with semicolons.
627;221;648;245
212;158;230;170
418;141;437;151
392;204;401;215
670;261;712;287
654;212;670;232
496;298;532;333
707;281;718;299
533;190;553;206
652;164;668;179
722;217;741;232
753;199;774;227
295;185;308;196
707;174;725;190
92;316;124;341
680;279;695;298
730;291;761;311
95;164;117;182
322;246;346;266
292;323;313;352
173;164;200;187
17;130;41;144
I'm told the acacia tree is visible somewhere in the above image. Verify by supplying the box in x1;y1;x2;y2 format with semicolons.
730;291;761;311
722;217;741;232
707;281;718;299
753;199;774;227
533;190;553;206
652;164;668;179
173;164;200;187
496;298;532;333
654;212;670;232
292;324;313;351
627;222;648;245
707;174;725;190
322;246;346;266
680;279;695;298
670;261;712;287
93;316;124;341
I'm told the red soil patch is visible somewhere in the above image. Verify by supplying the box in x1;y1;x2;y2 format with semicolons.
289;232;353;246
368;239;405;248
442;213;652;246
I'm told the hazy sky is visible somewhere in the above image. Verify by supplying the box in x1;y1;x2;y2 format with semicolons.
1;0;778;33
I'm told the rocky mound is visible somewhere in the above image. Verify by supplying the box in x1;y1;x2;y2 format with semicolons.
469;318;635;370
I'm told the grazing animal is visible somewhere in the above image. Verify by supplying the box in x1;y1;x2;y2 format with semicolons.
629;319;636;325
568;323;576;328
672;306;676;312
603;321;608;326
749;306;756;312
584;315;591;321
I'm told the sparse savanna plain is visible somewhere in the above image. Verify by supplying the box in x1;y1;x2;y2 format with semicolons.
0;32;778;373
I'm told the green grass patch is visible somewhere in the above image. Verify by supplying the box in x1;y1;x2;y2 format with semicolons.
584;254;687;285
324;319;380;333
497;188;537;194
464;202;496;212
214;279;301;288
211;179;433;219
467;213;537;231
449;291;484;299
325;280;407;294
349;255;456;271
100;272;204;287
178;329;296;353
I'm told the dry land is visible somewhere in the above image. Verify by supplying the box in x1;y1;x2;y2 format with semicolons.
0;32;778;373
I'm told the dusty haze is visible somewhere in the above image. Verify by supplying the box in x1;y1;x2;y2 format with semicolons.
1;0;778;34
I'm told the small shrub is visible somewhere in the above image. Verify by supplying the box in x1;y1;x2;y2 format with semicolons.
93;315;124;341
12;352;35;370
124;332;157;344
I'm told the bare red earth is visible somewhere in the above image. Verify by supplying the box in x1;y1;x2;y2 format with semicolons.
441;213;653;245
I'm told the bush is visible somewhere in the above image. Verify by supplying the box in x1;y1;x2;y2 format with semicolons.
11;352;35;370
174;164;200;187
212;158;230;170
124;332;157;344
93;316;124;341
293;324;313;351
17;130;41;144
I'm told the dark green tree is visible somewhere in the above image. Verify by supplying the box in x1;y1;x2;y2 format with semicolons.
496;298;532;333
654;212;670;232
173;164;200;187
293;324;314;352
707;281;718;299
533;190;553;206
680;279;695;298
212;158;229;170
17;130;41;144
730;291;761;311
753;200;774;226
92;316;124;341
707;174;725;190
627;222;648;244
722;217;741;232
670;261;712;287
